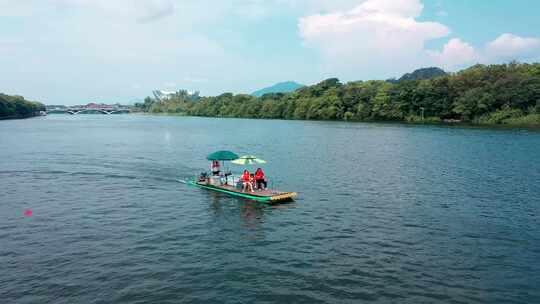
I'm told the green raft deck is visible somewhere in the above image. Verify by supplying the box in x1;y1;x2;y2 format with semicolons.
183;180;297;203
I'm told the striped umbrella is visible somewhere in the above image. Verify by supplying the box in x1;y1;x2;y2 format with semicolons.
231;155;267;165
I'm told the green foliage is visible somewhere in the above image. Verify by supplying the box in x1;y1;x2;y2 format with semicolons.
476;106;540;126
0;93;45;118
502;114;540;126
133;62;540;126
476;106;523;124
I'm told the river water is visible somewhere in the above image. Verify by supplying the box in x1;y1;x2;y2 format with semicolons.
1;115;539;303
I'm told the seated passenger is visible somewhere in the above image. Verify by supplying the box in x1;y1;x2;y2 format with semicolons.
242;170;254;192
198;172;208;182
255;168;267;190
250;173;255;190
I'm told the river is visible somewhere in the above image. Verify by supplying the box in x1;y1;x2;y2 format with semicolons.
1;114;539;303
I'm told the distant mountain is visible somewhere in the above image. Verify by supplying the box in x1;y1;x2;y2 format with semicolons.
252;81;305;97
388;67;448;83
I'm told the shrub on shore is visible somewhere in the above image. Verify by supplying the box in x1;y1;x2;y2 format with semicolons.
0;93;45;118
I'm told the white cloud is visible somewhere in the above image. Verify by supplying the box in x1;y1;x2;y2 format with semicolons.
68;0;176;23
0;0;238;103
277;0;361;13
227;0;363;20
428;38;478;70
428;33;540;70
352;0;424;17
136;0;175;23
485;33;540;61
299;0;450;79
0;0;176;22
299;0;540;76
426;33;540;70
3;0;540;104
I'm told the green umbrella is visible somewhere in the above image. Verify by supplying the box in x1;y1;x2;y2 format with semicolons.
231;155;267;165
207;150;239;161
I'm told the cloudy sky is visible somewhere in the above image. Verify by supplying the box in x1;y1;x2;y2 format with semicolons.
1;0;540;104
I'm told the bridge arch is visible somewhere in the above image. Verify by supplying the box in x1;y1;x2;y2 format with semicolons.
72;109;112;114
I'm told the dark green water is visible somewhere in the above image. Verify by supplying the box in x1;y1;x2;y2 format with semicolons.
1;115;539;303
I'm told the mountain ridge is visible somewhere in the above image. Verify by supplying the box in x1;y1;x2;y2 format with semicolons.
252;81;305;97
387;67;448;83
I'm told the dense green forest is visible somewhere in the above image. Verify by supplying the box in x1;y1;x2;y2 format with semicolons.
0;93;45;119
135;63;540;126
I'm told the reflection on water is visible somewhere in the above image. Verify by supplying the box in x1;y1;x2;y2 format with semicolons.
208;191;297;234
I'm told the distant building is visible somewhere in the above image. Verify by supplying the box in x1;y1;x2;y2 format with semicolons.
152;90;200;102
86;103;114;110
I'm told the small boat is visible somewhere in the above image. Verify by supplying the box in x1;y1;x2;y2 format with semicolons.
179;151;297;204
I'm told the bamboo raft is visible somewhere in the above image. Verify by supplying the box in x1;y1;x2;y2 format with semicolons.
181;180;297;203
181;150;297;203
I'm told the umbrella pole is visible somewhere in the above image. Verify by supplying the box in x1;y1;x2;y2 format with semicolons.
222;160;226;185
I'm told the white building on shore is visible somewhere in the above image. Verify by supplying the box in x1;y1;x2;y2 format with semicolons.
152;90;200;101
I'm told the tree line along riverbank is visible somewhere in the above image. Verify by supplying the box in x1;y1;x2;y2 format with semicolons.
0;93;45;120
134;62;540;127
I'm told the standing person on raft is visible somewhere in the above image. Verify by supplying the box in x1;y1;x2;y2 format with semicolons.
211;160;220;176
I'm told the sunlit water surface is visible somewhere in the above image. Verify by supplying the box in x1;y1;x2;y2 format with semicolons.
1;115;539;303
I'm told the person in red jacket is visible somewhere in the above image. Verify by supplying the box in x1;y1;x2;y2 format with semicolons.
242;169;254;192
255;168;267;190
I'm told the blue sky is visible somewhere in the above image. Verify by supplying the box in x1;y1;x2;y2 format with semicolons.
1;0;539;105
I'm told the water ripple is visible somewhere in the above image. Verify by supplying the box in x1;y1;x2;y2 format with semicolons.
1;116;540;303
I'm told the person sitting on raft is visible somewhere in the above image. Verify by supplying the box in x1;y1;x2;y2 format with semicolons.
242;170;254;192
255;168;267;190
211;160;220;176
250;173;255;189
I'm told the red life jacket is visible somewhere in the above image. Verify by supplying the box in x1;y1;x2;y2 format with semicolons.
242;172;250;182
255;170;265;180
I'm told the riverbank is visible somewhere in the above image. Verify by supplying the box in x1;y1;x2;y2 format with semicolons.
133;63;540;129
1;93;45;120
0;112;44;120
135;111;540;130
